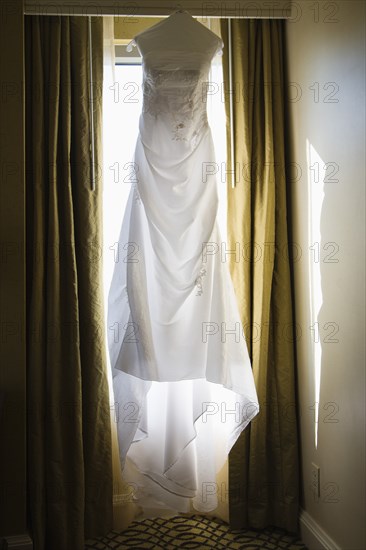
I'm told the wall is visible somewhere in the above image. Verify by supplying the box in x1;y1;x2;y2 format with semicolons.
285;1;365;548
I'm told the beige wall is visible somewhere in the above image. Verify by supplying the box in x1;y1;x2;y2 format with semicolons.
286;1;365;548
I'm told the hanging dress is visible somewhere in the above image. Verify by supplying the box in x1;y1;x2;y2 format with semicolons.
107;11;259;516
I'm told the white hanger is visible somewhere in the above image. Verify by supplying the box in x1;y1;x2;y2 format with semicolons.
126;38;136;53
126;9;222;56
126;7;192;52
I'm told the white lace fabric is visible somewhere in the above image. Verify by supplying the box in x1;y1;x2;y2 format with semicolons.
141;50;213;142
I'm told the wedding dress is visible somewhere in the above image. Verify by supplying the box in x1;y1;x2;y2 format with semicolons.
108;11;259;516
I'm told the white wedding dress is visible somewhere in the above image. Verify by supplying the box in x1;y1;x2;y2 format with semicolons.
108;12;259;516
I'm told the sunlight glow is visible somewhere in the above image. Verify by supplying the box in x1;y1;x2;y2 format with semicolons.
306;138;326;449
102;64;142;404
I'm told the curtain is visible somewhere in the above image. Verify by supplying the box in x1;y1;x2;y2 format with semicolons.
25;16;113;549
220;19;300;532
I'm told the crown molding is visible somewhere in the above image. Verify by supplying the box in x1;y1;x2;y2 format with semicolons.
24;0;293;18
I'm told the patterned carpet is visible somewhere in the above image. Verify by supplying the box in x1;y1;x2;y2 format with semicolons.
85;514;307;549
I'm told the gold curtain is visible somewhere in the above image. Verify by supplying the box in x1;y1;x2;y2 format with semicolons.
220;19;300;532
25;16;113;549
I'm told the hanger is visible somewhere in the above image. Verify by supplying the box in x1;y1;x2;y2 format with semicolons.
171;8;191;15
126;39;136;53
171;3;190;15
125;8;221;54
126;8;191;52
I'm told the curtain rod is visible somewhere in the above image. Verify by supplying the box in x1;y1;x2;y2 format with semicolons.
24;1;293;18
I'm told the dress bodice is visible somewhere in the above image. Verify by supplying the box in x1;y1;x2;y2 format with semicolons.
129;11;223;144
141;49;217;142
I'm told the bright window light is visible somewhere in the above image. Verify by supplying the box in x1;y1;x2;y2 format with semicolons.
306;138;326;449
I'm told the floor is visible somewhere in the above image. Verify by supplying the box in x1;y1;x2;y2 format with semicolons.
85;514;308;549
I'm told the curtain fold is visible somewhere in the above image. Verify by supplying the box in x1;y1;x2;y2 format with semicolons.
25;16;113;549
220;19;300;532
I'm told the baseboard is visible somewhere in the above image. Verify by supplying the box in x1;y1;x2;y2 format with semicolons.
0;534;33;550
299;509;341;550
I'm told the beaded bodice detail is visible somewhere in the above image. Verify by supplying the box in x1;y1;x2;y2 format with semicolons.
141;50;213;142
